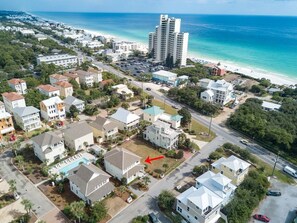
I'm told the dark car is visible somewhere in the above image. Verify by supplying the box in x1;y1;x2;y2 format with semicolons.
148;213;160;223
266;190;281;196
146;87;151;91
172;105;178;109
253;214;270;222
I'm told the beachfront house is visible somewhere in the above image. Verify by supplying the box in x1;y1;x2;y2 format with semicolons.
37;54;82;68
104;147;145;184
143;120;181;150
12;106;41;132
2;92;26;114
31;131;66;165
211;155;250;186
68;163;114;205
8;78;27;95
0;101;15;140
199;79;234;106
64;96;85;113
63;122;94;151
195;171;236;206
88;116;118;142
176;186;223;223
109;107;140;131
152;70;177;86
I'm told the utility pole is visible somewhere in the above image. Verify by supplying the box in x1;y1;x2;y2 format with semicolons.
208;115;213;137
271;151;280;177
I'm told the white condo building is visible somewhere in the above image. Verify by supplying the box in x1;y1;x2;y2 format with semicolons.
149;14;189;67
37;54;83;67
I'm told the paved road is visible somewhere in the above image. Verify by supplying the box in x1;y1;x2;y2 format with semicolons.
0;151;55;217
109;137;224;223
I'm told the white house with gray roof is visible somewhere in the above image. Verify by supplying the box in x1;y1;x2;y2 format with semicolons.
31;131;66;165
13;106;41;132
68;163;114;205
176;186;223;223
104;148;145;184
143;120;181;150
195;171;236;206
64;95;85;113
63;122;94;151
109;107;140;131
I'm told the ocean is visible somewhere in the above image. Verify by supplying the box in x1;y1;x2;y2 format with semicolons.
32;12;297;82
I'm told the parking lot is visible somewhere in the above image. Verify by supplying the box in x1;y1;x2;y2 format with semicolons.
251;178;297;223
116;58;164;76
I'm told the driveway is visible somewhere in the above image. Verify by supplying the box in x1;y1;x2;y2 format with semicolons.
0;151;55;217
252;178;297;223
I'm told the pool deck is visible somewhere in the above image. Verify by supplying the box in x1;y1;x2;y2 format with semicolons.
49;152;96;176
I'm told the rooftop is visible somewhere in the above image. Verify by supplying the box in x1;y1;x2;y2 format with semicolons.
63;72;79;79
153;70;177;78
109;107;140;124
2;92;24;101
211;155;251;172
64;95;84;106
37;54;77;62
63;122;93;140
13;106;40;117
143;106;164;116
8;78;26;85
54;81;72;88
41;96;63;107
50;74;67;80
37;84;59;92
31;131;63;147
262;101;281;110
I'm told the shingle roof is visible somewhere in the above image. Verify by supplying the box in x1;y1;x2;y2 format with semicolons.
86;182;114;203
63;72;78;79
37;84;59;92
109;107;140;124
63;122;93;140
13;106;39;117
50;74;68;80
64;96;84;106
143;106;164;116
31;131;63;147
68;163;112;196
8;78;25;85
2;92;24;101
89;116;118;132
54;81;72;88
104;147;141;171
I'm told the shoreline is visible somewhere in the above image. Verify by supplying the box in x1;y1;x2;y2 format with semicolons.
32;13;297;86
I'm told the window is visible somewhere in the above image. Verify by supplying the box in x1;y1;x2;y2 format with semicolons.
221;171;223;174
195;216;198;220
187;207;189;211
229;168;233;172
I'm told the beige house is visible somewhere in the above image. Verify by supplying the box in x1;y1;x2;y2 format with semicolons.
37;84;60;97
111;84;134;100
68;163;114;205
104;148;145;184
211;155;250;186
53;81;73;98
0;101;15;140
49;73;68;85
89;116;118;142
63;72;80;85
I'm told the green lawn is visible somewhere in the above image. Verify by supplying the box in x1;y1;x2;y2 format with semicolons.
152;99;216;142
121;138;184;175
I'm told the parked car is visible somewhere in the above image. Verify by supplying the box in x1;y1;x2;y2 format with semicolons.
175;184;182;190
240;139;249;145
13;192;20;200
266;190;281;196
253;214;270;222
146;87;151;91
172;105;178;109
148;212;160;223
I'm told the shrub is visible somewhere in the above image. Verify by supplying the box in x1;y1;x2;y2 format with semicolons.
209;151;222;160
166;150;176;158
175;150;184;159
192;165;208;176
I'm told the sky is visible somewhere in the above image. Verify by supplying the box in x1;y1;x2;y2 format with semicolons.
0;0;297;16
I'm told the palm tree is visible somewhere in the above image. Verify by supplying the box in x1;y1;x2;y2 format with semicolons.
69;201;85;223
15;155;25;171
21;199;34;214
8;179;17;195
162;163;169;173
118;185;126;197
142;176;151;186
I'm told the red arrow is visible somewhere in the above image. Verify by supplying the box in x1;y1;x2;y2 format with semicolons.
145;156;164;164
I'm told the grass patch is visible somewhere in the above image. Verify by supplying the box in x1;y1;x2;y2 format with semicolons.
152;99;216;142
121;138;184;176
163;210;182;223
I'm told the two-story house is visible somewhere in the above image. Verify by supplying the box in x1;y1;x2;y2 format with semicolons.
109;107;140;131
31;131;66;165
211;155;250;186
8;78;27;94
63;72;80;85
53;81;73;98
176;186;223;223
64;96;85;113
104;148;144;184
37;84;60;97
76;70;102;87
143;105;182;129
195;171;236;206
63;122;94;151
68;163;114;205
0;101;15;140
49;73;68;85
12;106;41;132
143;120;181;150
111;84;134;100
89;116;118;142
40;96;66;121
2;92;26;113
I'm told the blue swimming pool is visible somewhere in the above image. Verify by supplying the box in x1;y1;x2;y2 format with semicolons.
60;157;90;175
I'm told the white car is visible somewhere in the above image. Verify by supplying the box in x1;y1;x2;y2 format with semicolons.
14;192;20;200
240;139;249;145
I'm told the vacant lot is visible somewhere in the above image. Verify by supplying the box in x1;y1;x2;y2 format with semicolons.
121;138;184;175
152;99;216;142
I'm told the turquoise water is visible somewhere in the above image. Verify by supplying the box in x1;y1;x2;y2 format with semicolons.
60;157;89;175
32;12;297;81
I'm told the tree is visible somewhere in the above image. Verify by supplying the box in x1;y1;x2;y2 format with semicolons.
121;177;127;185
162;163;169;172
15;155;25;171
66;201;86;223
175;150;184;159
83;105;98;116
88;201;108;223
192;165;208;176
21;199;33;214
118;185;126;196
209;151;223;160
158;190;175;211
121;102;130;110
69;105;79;117
25;89;47;108
132;215;149;223
69;78;80;89
8;179;17;195
142;176;151;186
178;107;192;127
